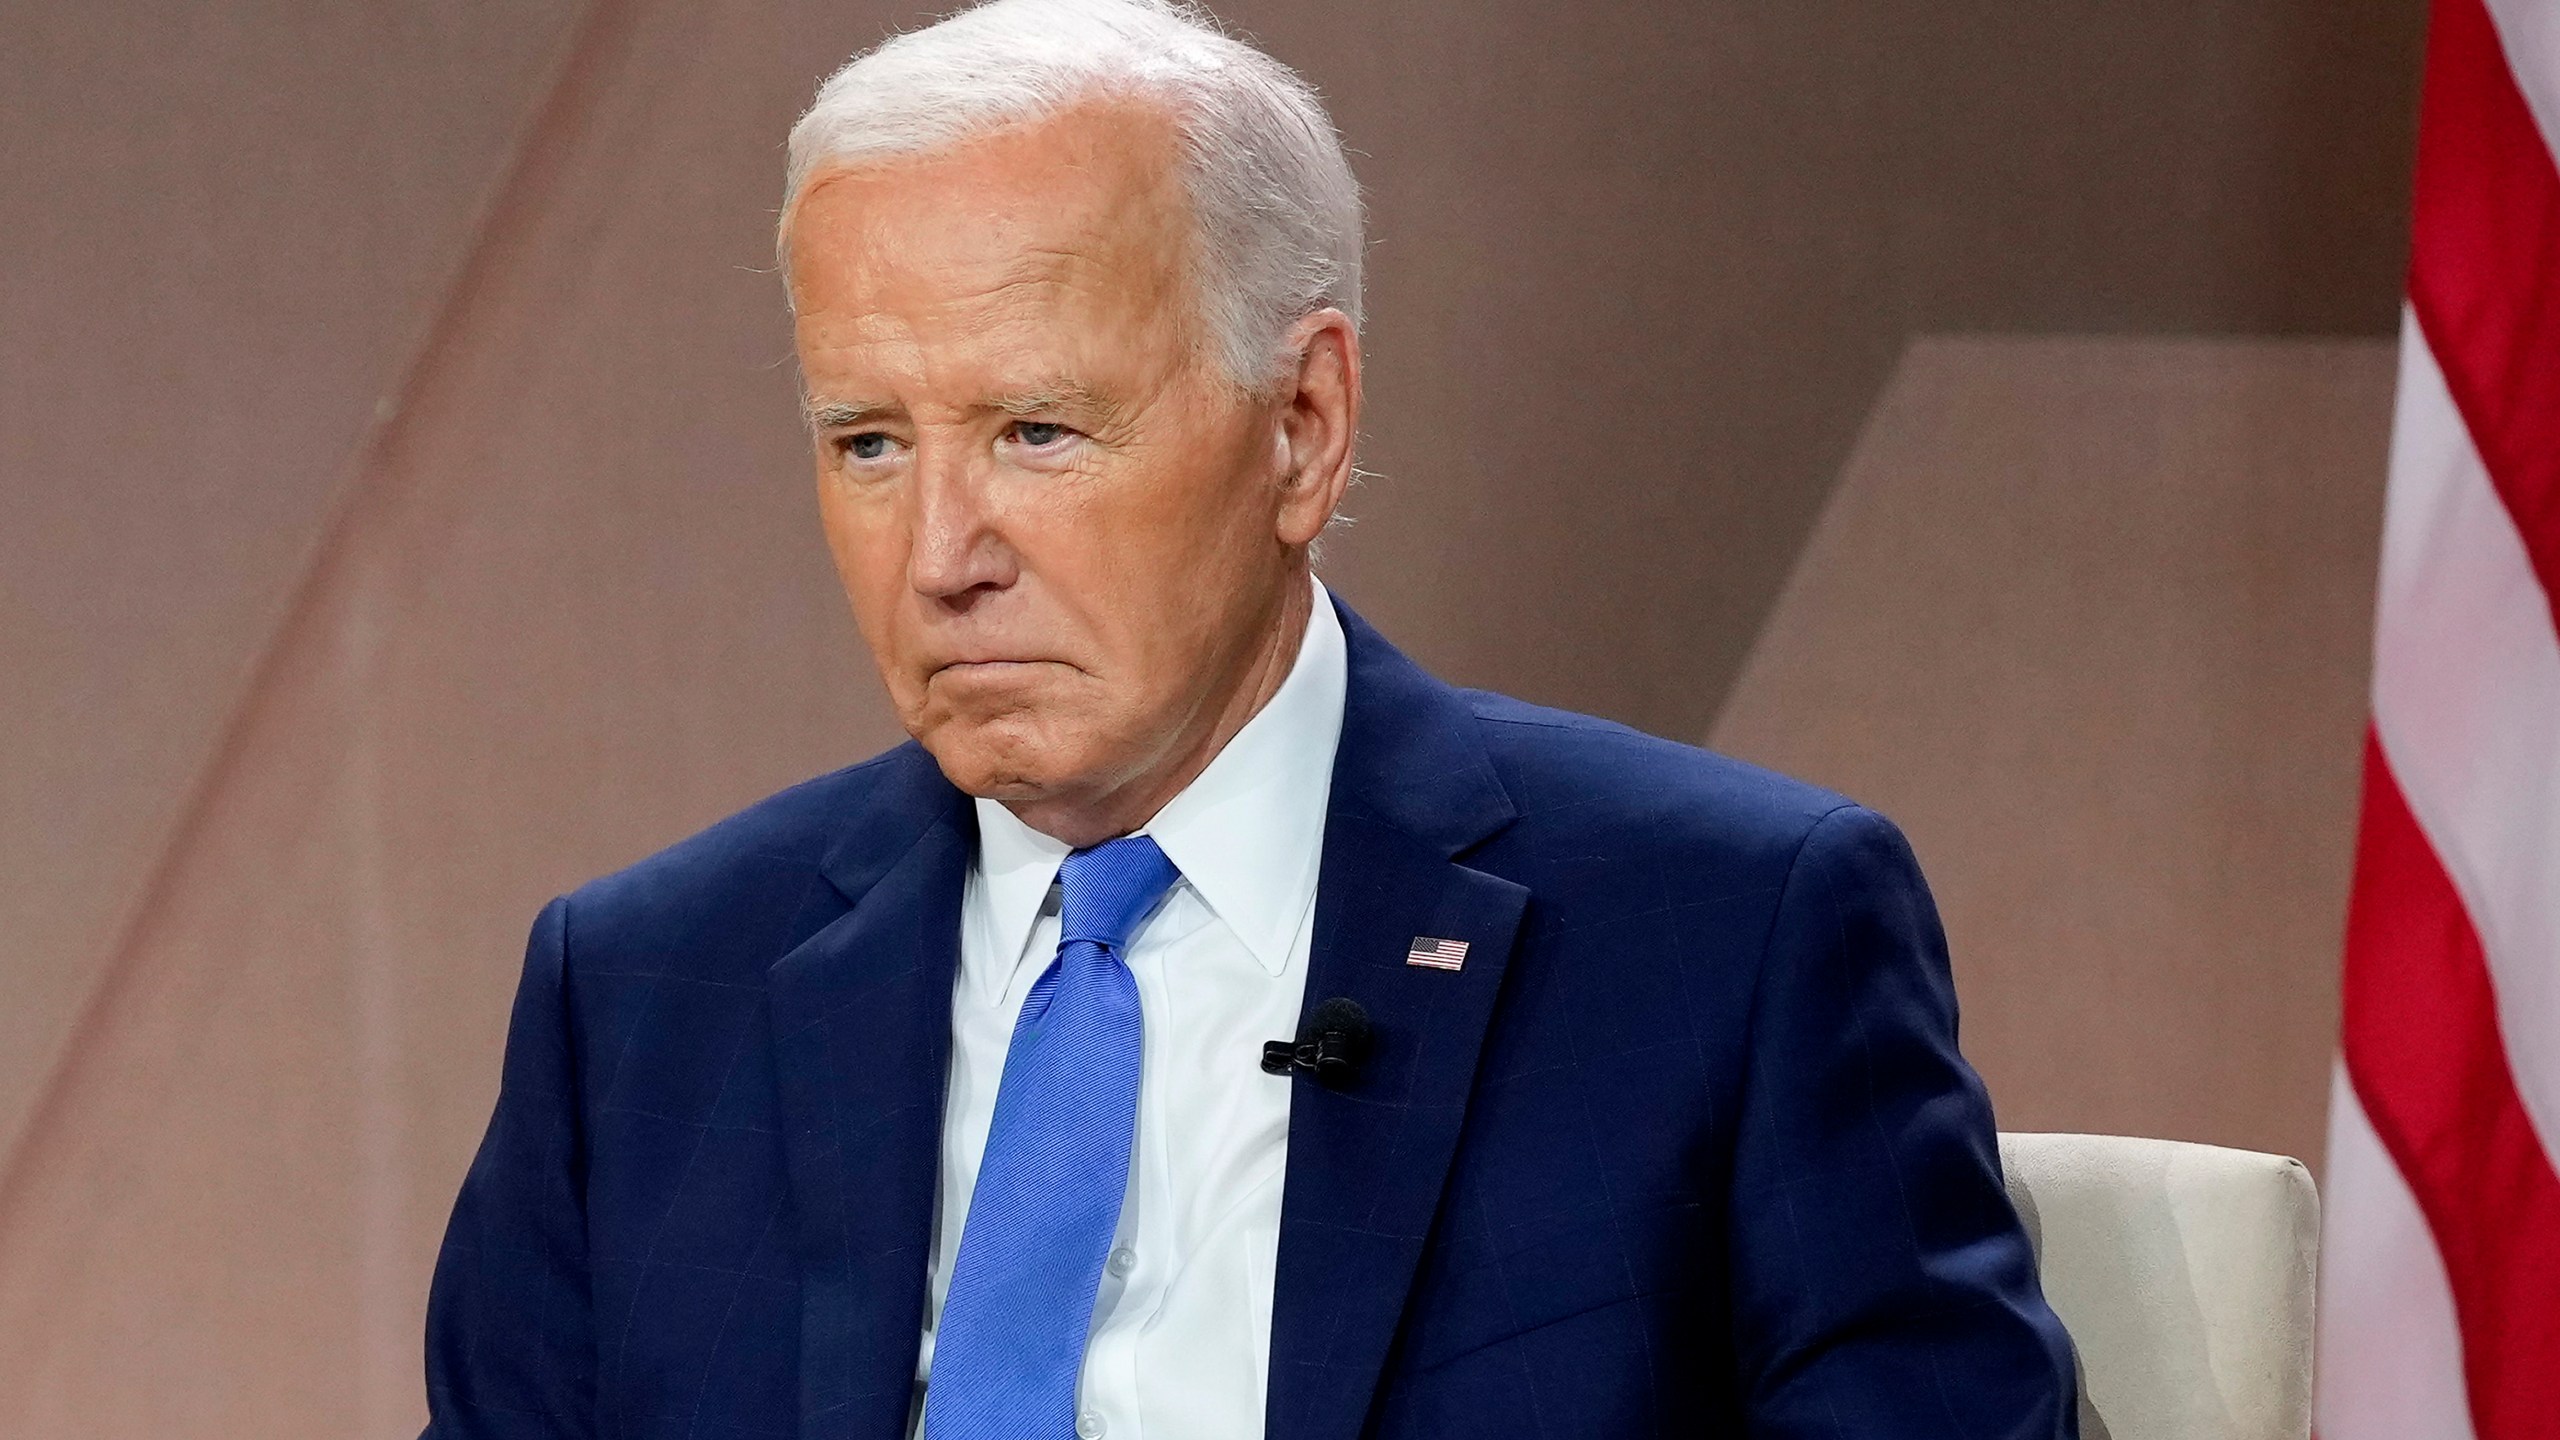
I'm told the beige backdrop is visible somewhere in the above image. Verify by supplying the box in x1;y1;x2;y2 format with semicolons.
0;0;2418;1432
1714;335;2392;1172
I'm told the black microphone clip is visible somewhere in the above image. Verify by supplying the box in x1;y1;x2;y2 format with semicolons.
1261;997;1372;1087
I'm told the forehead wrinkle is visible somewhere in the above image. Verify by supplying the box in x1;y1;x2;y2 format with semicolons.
809;265;1082;370
806;267;1164;426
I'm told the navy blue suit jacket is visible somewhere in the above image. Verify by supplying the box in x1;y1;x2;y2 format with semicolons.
424;599;2078;1438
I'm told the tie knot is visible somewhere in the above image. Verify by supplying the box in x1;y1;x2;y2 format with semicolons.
1056;834;1180;951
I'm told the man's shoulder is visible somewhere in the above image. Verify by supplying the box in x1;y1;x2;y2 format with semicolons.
1458;688;1868;871
554;743;945;973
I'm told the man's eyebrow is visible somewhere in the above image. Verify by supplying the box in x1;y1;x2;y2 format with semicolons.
987;381;1121;422
805;398;895;430
803;385;1124;429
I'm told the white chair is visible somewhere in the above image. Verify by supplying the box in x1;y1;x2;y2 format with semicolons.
1998;1133;2320;1440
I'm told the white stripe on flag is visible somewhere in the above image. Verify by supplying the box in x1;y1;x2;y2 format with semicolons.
2316;1067;2480;1440
2484;0;2560;164
2369;307;2560;1163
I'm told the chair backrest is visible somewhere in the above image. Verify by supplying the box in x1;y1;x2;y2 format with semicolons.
1998;1132;2319;1440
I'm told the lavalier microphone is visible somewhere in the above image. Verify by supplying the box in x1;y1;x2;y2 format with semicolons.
1260;997;1372;1087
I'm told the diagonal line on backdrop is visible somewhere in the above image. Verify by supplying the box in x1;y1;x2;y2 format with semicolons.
0;0;648;1236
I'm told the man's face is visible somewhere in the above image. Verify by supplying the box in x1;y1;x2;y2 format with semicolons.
786;100;1325;823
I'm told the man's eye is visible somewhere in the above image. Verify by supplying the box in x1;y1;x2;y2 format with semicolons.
1009;421;1071;448
844;432;892;461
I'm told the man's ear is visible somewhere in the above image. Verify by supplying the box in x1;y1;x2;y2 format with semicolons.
1273;309;1361;547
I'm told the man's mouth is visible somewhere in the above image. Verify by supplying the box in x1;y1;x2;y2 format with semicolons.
931;658;1066;679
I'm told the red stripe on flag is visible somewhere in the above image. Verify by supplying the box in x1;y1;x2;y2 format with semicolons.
2408;0;2560;627
2340;733;2560;1440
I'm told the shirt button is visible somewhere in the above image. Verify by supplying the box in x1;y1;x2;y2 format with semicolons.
1107;1247;1137;1277
1076;1412;1107;1438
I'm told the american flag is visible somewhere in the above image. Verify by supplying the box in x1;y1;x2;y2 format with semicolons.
2316;1;2560;1435
1405;936;1469;972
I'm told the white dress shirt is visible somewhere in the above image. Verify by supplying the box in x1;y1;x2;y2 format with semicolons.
913;578;1348;1440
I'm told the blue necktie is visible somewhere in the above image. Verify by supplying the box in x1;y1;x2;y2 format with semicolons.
924;834;1180;1440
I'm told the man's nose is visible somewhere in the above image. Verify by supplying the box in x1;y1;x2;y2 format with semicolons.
907;441;1015;601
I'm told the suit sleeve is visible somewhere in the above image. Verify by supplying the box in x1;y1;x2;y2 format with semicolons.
423;896;599;1438
1727;806;2078;1439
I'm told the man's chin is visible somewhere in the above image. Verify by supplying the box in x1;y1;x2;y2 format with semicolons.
913;716;1088;804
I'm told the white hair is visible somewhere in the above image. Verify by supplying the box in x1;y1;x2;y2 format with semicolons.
781;0;1362;390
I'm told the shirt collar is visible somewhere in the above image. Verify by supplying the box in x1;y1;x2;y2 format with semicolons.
968;791;1073;1001
966;576;1348;991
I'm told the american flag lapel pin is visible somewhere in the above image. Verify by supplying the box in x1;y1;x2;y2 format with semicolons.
1405;935;1469;972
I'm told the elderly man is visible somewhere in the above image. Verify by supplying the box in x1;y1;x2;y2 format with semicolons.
423;1;2077;1436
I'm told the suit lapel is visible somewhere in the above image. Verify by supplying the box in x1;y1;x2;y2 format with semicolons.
761;607;1527;1440
1267;601;1528;1440
767;745;972;1440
